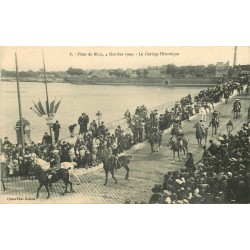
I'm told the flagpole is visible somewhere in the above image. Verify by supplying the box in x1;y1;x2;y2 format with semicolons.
42;50;50;116
15;53;25;150
42;50;53;140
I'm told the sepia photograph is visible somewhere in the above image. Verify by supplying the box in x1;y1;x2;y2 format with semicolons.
1;1;250;250
1;46;249;204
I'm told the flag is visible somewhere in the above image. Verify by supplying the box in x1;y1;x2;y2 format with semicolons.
49;100;56;116
54;99;61;114
37;100;46;115
32;101;43;116
30;107;42;117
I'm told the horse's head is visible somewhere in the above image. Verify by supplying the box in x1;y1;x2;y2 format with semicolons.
29;157;43;174
29;156;36;168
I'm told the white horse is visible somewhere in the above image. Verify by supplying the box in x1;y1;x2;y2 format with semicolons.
34;158;51;171
34;158;81;185
61;162;81;185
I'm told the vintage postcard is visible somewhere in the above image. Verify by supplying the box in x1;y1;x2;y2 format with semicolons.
0;46;249;204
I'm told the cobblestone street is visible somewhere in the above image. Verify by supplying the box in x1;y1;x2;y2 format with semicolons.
1;170;156;204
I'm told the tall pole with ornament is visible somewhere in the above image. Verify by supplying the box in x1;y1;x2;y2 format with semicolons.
42;51;53;139
30;51;61;143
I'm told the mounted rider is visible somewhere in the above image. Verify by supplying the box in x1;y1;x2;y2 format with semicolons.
149;126;160;141
173;111;182;126
47;149;61;187
147;126;163;153
233;99;241;110
176;129;186;147
233;98;242;119
170;122;182;137
176;128;184;140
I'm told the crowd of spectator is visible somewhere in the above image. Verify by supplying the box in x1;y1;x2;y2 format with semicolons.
148;120;250;204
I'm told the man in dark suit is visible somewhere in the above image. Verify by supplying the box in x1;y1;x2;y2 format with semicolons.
52;120;61;143
78;113;89;134
42;132;52;145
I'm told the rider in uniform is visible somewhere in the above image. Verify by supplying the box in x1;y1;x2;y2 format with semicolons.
234;99;242;109
235;98;241;106
48;150;61;187
233;99;241;118
177;128;184;140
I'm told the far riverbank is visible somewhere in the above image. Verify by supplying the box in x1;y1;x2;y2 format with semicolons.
2;76;221;87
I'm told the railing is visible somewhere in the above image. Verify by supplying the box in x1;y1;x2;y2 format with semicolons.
105;93;198;133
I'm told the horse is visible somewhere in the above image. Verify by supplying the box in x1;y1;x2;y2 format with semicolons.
193;122;204;148
233;101;241;119
32;158;73;199
168;135;180;162
203;127;208;148
178;136;189;157
101;155;131;186
115;155;131;181
171;123;180;136
61;162;81;185
209;116;219;136
148;131;163;153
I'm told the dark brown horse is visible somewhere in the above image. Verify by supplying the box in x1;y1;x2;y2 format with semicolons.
102;155;131;186
32;163;73;199
193;122;204;148
178;136;189;157
168;135;181;162
148;131;163;153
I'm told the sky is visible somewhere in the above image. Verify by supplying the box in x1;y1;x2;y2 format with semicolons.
1;46;250;71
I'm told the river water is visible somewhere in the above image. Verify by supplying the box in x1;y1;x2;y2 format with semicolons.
0;82;203;142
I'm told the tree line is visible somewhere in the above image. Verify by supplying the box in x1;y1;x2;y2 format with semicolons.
1;64;234;78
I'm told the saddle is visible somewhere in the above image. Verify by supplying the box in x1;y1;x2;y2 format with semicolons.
46;168;59;181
